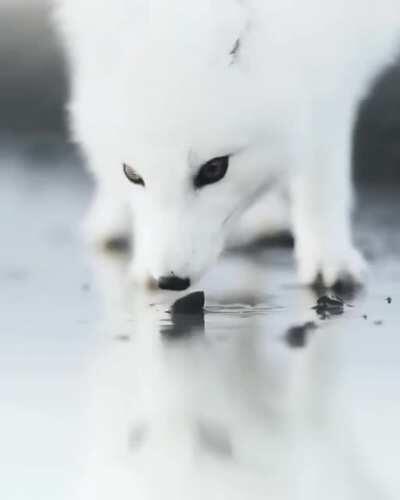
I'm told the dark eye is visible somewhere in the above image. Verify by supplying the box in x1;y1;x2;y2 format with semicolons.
194;155;229;188
123;163;145;186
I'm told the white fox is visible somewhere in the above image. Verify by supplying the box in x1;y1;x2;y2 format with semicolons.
54;0;399;290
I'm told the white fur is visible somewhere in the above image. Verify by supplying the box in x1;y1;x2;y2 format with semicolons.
53;0;400;286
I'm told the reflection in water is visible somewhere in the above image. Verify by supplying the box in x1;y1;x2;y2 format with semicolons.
79;249;392;500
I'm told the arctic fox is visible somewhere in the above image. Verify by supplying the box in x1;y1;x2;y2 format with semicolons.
54;0;400;290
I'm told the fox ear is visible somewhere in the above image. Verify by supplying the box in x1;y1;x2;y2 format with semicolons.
229;37;241;65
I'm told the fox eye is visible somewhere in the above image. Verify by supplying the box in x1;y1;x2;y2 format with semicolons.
123;163;145;186
194;155;229;188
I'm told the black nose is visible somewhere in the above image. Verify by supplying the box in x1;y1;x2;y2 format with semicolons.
158;276;191;291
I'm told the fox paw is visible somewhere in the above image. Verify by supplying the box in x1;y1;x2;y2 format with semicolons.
296;246;368;290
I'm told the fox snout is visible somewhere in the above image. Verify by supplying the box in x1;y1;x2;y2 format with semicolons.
157;275;191;291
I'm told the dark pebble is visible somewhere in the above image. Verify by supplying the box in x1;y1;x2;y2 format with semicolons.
316;295;344;307
312;295;344;318
162;292;205;339
171;291;205;315
386;297;392;304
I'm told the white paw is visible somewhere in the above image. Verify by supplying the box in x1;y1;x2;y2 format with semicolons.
296;245;368;288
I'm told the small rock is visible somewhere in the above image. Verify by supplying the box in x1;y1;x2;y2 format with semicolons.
386;297;392;304
312;295;344;318
171;291;205;314
316;295;344;308
162;291;205;339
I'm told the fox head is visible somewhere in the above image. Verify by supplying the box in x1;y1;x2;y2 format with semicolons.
70;1;288;289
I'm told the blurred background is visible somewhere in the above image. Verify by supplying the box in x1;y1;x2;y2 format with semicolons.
0;0;71;163
0;0;400;183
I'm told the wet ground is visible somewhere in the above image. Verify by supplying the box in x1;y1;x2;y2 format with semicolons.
1;150;399;500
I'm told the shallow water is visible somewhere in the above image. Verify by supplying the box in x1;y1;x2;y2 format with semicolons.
1;152;400;500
